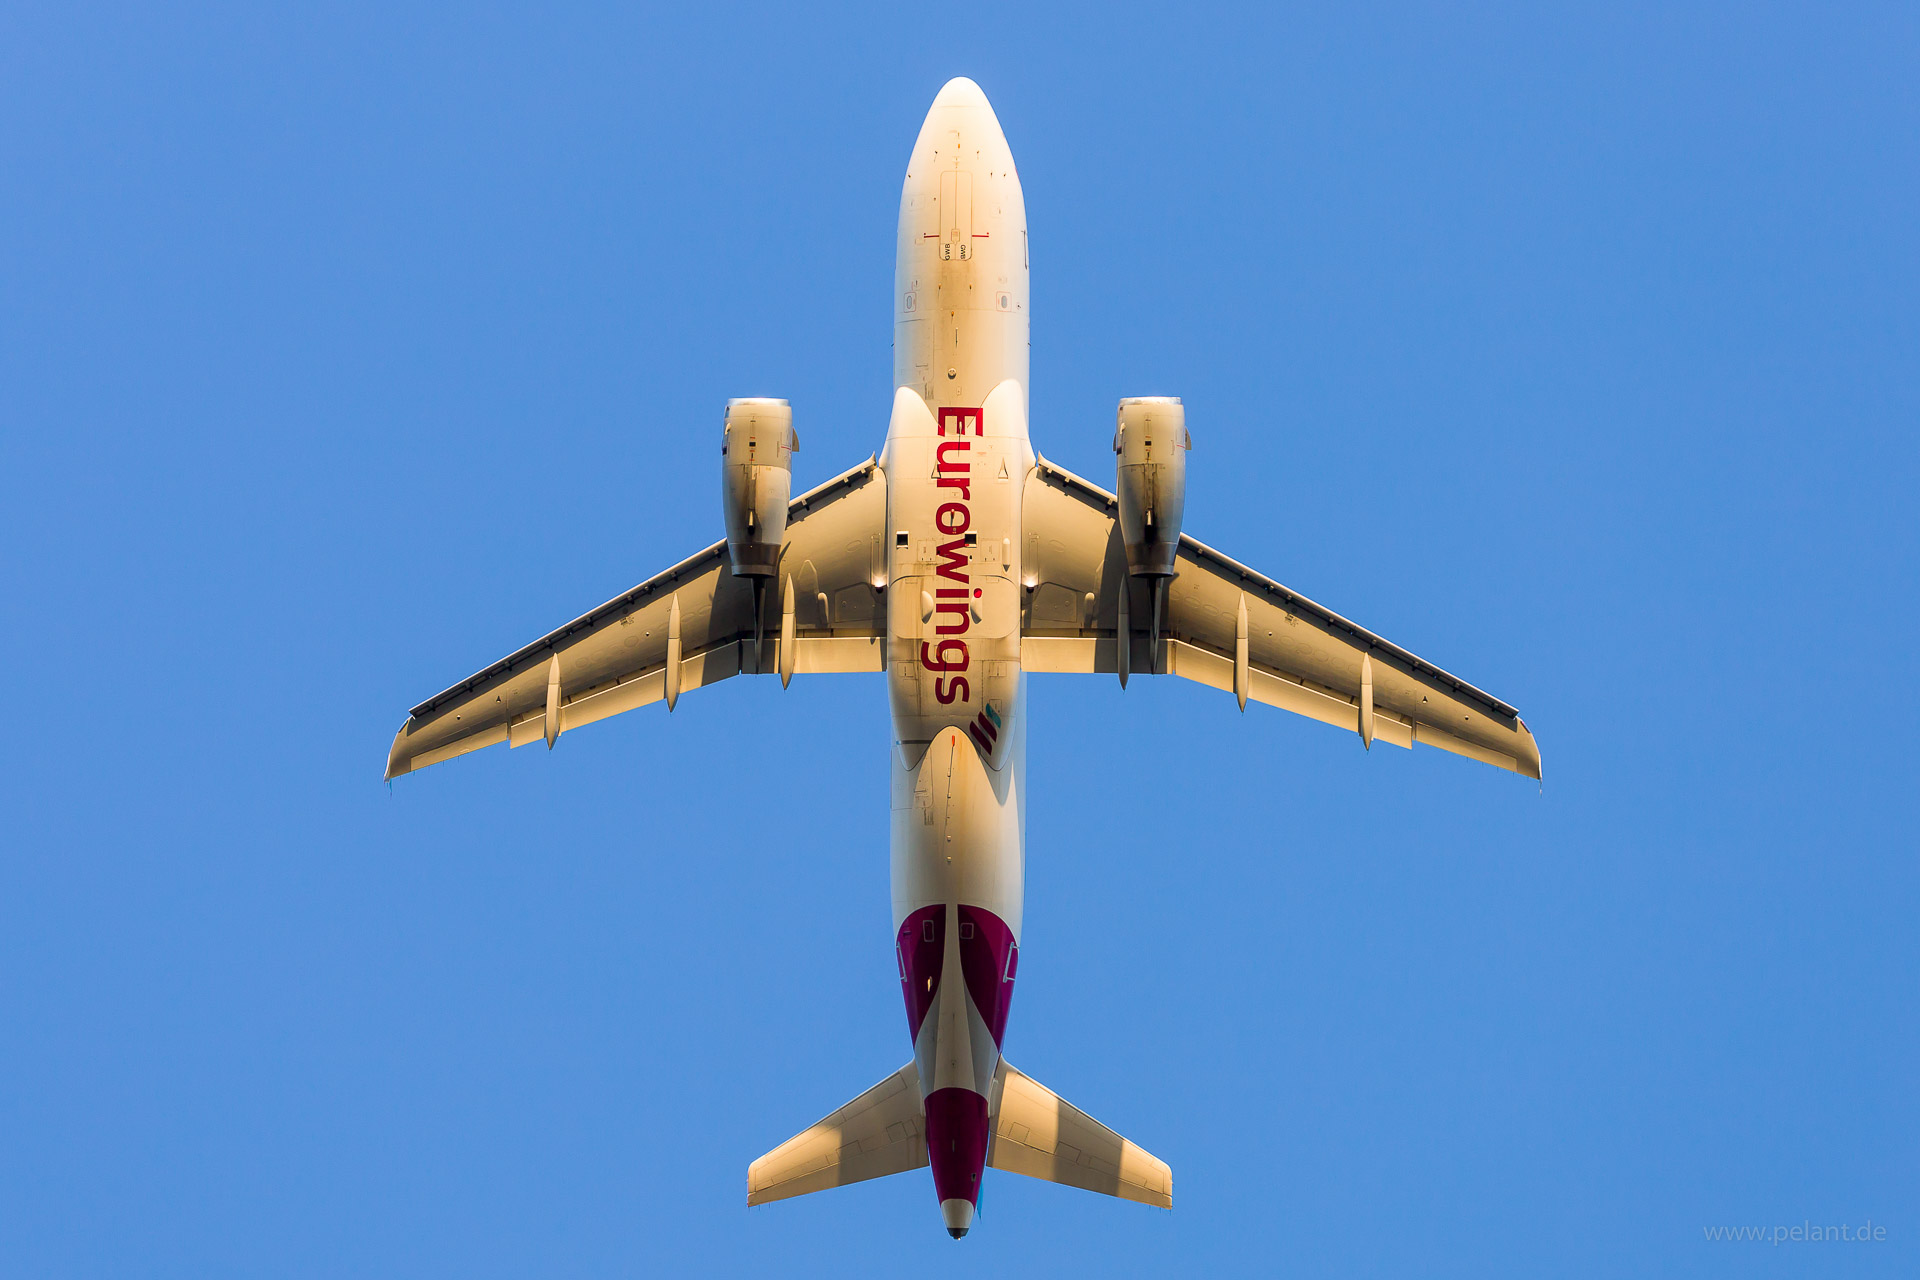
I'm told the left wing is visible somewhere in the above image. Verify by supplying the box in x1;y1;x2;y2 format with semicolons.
1019;457;1542;778
385;457;888;779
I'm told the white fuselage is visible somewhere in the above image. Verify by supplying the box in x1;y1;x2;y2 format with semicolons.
878;79;1032;1234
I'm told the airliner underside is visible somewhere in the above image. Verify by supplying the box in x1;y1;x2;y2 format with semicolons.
384;78;1541;1238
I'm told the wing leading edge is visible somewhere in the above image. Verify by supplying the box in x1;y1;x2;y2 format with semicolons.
386;457;889;779
1019;457;1542;779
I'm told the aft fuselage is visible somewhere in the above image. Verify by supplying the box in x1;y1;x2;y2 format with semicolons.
879;78;1032;1239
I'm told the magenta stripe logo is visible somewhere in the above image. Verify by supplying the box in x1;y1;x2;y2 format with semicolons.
965;702;1002;755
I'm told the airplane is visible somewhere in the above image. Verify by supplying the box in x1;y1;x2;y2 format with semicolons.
383;77;1543;1239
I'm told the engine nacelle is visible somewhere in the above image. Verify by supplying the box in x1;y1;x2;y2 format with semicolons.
1113;397;1189;578
720;398;799;578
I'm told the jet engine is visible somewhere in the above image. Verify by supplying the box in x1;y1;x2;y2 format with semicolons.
1113;397;1190;663
721;398;799;674
721;398;799;579
1113;396;1189;577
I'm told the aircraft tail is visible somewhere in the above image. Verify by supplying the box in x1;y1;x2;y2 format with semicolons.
746;1058;1172;1211
987;1060;1173;1208
748;1062;928;1206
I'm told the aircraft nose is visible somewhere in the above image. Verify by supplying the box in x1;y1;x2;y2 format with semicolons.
933;76;990;109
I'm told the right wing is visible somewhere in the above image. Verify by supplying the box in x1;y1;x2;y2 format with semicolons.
1020;457;1541;779
386;457;888;779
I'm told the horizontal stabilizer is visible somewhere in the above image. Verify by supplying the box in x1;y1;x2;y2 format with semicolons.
748;1062;927;1206
988;1061;1172;1208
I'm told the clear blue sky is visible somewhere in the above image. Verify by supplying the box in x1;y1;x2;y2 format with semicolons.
3;3;1914;1276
